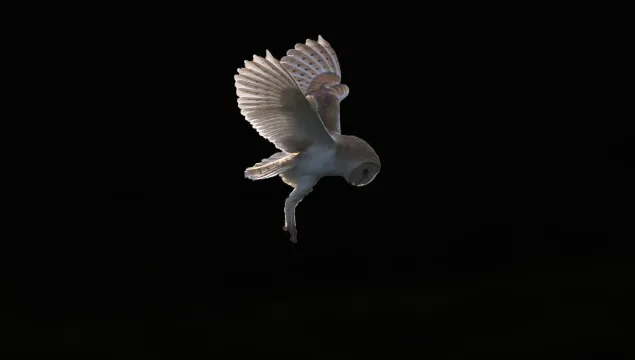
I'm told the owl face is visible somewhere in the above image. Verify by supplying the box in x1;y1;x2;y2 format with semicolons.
334;134;381;187
347;162;381;186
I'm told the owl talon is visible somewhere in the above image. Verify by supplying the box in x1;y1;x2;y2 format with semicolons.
283;225;297;243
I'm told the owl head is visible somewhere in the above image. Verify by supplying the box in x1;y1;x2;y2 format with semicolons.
336;135;381;187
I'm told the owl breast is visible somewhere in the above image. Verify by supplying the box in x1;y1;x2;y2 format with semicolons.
287;145;337;179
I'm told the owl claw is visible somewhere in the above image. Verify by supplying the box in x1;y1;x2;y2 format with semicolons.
282;225;297;243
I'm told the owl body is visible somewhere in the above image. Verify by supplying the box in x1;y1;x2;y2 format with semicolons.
276;146;334;188
235;36;380;243
277;132;377;184
289;142;337;178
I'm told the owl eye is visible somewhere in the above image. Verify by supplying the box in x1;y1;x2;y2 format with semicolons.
362;168;369;176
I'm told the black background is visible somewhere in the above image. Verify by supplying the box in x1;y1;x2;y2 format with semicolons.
4;5;633;357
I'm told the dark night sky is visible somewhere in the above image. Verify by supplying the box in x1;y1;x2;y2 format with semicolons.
4;6;632;356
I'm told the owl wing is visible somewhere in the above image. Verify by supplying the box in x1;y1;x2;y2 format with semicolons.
235;51;335;153
281;35;349;134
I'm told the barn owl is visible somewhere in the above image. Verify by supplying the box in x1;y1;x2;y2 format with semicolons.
234;35;380;243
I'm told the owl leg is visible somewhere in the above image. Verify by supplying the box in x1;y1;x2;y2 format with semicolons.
283;177;318;243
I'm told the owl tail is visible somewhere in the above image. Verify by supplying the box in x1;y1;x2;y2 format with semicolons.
245;152;298;180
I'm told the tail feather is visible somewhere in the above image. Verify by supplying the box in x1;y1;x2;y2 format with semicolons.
245;152;297;180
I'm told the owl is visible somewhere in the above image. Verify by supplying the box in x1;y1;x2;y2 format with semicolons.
234;35;381;243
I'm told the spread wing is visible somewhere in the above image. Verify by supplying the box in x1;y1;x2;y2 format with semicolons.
235;50;334;153
281;35;349;134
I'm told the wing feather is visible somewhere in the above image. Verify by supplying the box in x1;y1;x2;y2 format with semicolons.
280;36;348;133
235;52;334;152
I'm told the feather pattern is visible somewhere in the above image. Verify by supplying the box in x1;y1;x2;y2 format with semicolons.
279;36;348;133
317;35;341;77
245;152;298;180
281;36;342;94
235;51;334;153
306;39;335;73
